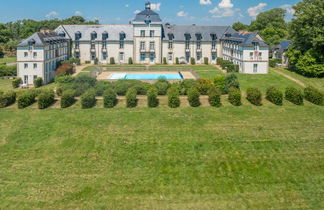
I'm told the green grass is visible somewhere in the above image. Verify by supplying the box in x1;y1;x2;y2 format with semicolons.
0;78;13;90
0;56;16;64
274;68;324;92
192;65;224;80
0;104;323;209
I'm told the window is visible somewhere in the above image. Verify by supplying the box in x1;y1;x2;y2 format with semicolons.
119;41;124;49
102;32;108;40
185;53;190;62
91;32;97;40
253;64;258;73
91;42;95;49
119;52;124;61
168;52;173;61
212;52;217;61
168;41;173;49
197;52;202;61
75;41;80;49
149;42;155;50
197;41;201;50
259;52;262;57
140;53;145;61
33;75;37;80
253;42;259;51
75;52;80;59
24;75;28;84
150;30;154;37
91;53;96;60
75;32;81;40
33;52;37;58
24;63;28;69
140;30;145;37
140;42;145;50
185;41;190;50
250;52;253;57
212;41;216;50
102;41;107;49
103;52;107;60
24;52;28;57
33;63;37;69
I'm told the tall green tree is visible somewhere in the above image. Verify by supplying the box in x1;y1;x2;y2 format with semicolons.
232;22;248;31
249;8;287;31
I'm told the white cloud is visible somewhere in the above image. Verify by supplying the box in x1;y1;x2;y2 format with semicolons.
74;11;82;16
200;0;212;5
134;10;141;14
177;11;188;17
247;3;267;17
219;0;233;9
45;11;59;18
125;4;129;8
280;4;295;15
151;3;161;11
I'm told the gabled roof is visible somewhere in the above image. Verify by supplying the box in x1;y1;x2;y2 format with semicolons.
17;31;68;47
162;25;236;41
222;31;268;47
55;25;134;41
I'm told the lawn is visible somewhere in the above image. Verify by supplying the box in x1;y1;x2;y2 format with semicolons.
0;56;16;65
0;104;323;209
0;78;13;90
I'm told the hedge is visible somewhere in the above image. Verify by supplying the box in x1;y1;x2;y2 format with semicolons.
204;57;209;65
228;88;241;106
38;90;55;109
224;73;240;93
217;58;239;72
103;88;118;108
61;90;76;108
269;59;282;67
167;87;180;108
147;87;159;108
126;88;137;108
285;87;304;105
110;57;115;64
114;80;147;96
175;57;179;65
190;57;196;65
33;77;43;88
95;80;114;96
208;87;221;107
266;87;283;105
187;87;201;107
17;91;36;109
197;79;213;95
128;57;133;65
154;79;171;95
81;89;96;109
304;86;324;105
214;75;225;94
0;91;16;108
0;65;16;77
246;88;262;106
12;78;22;88
180;79;198;95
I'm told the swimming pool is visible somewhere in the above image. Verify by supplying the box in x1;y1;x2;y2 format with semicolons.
109;73;183;80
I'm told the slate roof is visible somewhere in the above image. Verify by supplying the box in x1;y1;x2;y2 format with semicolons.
17;32;68;47
162;25;236;41
55;25;134;41
133;2;162;24
222;31;268;47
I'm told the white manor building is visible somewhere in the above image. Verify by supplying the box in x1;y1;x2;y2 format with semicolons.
17;2;269;85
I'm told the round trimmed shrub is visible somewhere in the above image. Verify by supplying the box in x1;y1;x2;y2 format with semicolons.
266;87;283;105
246;88;262;106
95;80;113;96
113;80;146;96
0;91;16;108
103;88;118;108
154;79;171;95
208;87;221;107
61;90;76;108
190;57;196;65
187;87;201;107
17;91;36;109
285;87;303;105
33;77;43;88
204;57;209;65
12;78;22;88
197;79;213;95
175;57;179;65
214;75;225;94
126;88;137;108
81;89;96;109
180;79;198;95
228;88;241;106
224;73;240;93
147;87;159;108
304;86;323;105
38;90;55;109
110;57;115;64
128;57;133;65
167;87;180;108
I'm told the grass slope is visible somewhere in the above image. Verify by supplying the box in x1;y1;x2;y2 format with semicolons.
0;56;16;64
0;105;324;209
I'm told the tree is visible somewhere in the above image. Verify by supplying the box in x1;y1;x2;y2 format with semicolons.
0;24;10;43
260;26;287;46
249;8;287;31
232;22;248;31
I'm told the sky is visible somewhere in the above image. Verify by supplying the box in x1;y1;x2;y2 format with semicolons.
0;0;301;25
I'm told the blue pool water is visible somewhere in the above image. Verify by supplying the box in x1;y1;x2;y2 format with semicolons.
109;73;183;80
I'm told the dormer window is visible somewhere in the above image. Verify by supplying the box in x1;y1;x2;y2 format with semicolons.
91;31;97;40
119;32;126;40
59;32;65;37
196;33;202;41
185;33;191;41
102;32;108;40
168;33;174;40
211;33;217;41
75;31;81;40
28;39;35;50
225;33;231;37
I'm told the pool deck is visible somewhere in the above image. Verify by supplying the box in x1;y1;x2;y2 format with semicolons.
97;71;197;83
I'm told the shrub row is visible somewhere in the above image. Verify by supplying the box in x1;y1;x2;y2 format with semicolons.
12;78;22;88
61;90;76;108
246;88;262;106
33;77;43;88
187;88;201;107
81;89;96;109
38;90;55;109
217;58;239;73
228;88;241;106
103;88;118;108
266;87;283;105
208;87;221;107
17;91;36;109
126;88;137;108
285;87;303;105
0;91;16;108
304;86;323;105
0;65;16;77
167;87;180;108
147;87;159;108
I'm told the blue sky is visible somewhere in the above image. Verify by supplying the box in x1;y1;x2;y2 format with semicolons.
0;0;300;25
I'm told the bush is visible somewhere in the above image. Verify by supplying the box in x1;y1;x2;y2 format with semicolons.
304;86;324;105
285;87;304;105
175;57;179;64
167;87;180;108
113;80;147;96
196;78;213;95
0;65;16;77
81;89;96;109
217;57;223;65
147;87;159;108
126;88;137;108
128;57;133;65
0;91;16;108
226;64;239;73
60;90;75;108
55;75;75;84
204;57;209;65
85;61;91;64
12;78;22;88
208;87;221;107
163;57;167;65
266;87;283;105
95;80;113;96
38;90;55;109
103;88;118;108
228;88;241;106
269;58;282;67
180;79;198;95
190;57;196;65
56;63;74;76
214;75;225;94
33;77;43;88
154;79;171;95
246;88;262;106
94;58;99;65
110;57;115;64
61;57;80;65
17;91;36;109
224;73;240;93
187;87;201;107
